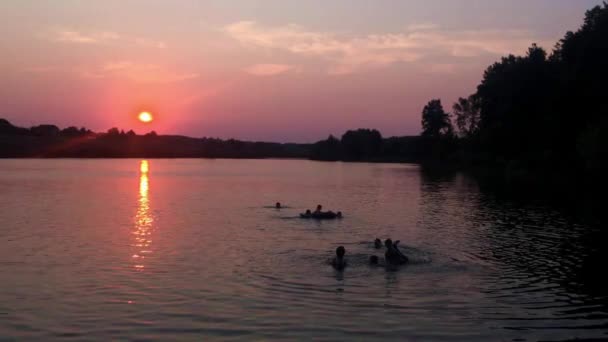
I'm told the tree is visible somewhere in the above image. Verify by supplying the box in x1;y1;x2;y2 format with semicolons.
340;129;383;160
421;99;452;138
452;3;608;176
452;95;480;138
106;127;120;136
311;135;341;161
30;124;60;137
474;44;554;160
79;127;92;135
60;126;81;137
0;118;28;135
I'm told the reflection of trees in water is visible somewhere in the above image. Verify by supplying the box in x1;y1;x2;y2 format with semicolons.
419;164;459;185
418;165;477;234
420;165;608;310
570;228;608;300
478;201;608;317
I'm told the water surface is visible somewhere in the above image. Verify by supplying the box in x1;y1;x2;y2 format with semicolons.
1;159;606;341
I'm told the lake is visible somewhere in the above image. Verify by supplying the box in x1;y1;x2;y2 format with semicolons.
0;159;606;341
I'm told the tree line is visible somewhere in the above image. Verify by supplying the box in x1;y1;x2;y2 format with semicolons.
312;3;608;182
0;119;309;158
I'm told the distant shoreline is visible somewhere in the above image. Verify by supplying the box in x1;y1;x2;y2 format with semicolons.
1;119;425;162
0;156;418;165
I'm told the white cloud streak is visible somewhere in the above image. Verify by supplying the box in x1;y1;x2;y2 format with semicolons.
87;61;198;83
46;28;166;49
26;61;198;84
223;21;545;74
244;64;297;76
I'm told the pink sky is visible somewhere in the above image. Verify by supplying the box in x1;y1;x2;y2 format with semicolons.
0;1;602;142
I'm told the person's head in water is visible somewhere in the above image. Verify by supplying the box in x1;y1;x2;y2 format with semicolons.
332;246;347;270
305;209;311;215
336;246;345;259
316;204;322;212
384;238;393;248
275;202;281;209
374;238;382;249
369;255;379;265
336;211;342;218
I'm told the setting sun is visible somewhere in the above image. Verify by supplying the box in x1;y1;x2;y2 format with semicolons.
138;112;153;123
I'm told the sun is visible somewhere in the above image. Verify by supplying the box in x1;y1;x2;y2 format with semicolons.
138;112;153;123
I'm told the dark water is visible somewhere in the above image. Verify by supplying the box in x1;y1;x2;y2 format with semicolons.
0;159;606;341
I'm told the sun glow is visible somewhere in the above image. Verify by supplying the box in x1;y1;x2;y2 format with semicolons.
138;112;153;123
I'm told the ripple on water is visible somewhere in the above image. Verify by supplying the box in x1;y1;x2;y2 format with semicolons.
1;159;607;341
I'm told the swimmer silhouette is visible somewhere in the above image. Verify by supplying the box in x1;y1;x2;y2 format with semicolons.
301;208;342;219
374;238;382;249
275;202;281;209
369;255;379;265
332;246;347;270
384;239;408;265
300;209;312;218
393;240;409;263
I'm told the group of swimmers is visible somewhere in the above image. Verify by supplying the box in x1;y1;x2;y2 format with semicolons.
274;202;342;219
332;238;409;270
301;205;343;219
272;203;405;270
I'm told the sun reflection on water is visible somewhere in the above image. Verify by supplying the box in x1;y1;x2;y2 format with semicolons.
140;159;149;174
133;160;153;270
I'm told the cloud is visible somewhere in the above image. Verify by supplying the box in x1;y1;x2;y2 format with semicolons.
406;23;439;31
51;29;121;44
46;28;166;48
134;38;167;49
23;66;63;73
223;21;545;74
25;61;198;83
55;30;111;43
91;61;198;83
244;64;296;76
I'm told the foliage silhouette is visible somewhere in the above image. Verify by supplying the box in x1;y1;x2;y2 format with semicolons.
421;99;453;138
454;3;608;180
0;119;310;159
452;95;480;139
340;129;383;161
